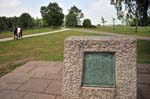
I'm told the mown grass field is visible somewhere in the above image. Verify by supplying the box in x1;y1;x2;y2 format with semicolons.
0;30;149;76
0;27;59;39
78;26;150;37
0;30;104;76
137;40;150;63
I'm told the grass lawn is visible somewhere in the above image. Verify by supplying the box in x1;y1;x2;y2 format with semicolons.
0;27;59;39
137;40;150;63
0;30;104;77
77;26;150;37
0;30;149;76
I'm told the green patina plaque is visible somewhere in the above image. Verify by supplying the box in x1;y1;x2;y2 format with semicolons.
82;52;115;87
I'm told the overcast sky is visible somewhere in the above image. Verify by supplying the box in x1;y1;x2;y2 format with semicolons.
0;0;121;25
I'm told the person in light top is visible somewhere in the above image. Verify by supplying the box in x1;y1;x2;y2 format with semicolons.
17;27;22;39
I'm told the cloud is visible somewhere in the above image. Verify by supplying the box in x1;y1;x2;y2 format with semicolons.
84;0;121;25
0;0;29;17
0;0;21;8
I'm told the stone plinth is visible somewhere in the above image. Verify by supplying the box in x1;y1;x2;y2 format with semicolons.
63;36;137;99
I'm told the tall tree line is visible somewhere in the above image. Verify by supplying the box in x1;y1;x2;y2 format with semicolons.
0;2;95;33
0;13;36;33
111;0;150;26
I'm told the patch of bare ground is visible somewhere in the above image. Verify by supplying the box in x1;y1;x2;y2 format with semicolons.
0;58;33;77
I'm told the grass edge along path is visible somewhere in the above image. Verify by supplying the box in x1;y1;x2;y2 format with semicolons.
0;30;149;77
0;30;105;77
76;26;150;37
0;28;70;42
0;27;60;39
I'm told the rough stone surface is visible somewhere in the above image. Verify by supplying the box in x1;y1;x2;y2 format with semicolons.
63;36;137;99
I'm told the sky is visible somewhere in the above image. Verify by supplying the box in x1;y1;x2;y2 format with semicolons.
0;0;121;25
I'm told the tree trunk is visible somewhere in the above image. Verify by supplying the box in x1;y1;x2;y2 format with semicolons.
135;17;138;32
135;5;139;32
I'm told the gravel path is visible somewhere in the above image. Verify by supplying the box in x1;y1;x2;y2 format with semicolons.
0;28;71;42
74;29;150;40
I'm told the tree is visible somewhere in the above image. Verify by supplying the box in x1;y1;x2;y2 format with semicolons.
40;2;64;27
0;16;19;33
101;17;107;26
111;0;150;32
112;17;116;29
137;0;149;26
34;17;44;27
65;13;77;27
112;0;138;31
19;13;33;28
65;6;84;27
0;17;8;32
83;19;92;27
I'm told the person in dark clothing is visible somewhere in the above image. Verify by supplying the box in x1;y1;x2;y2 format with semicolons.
13;26;18;40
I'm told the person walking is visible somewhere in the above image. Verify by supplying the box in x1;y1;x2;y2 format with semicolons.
13;26;18;40
17;27;23;39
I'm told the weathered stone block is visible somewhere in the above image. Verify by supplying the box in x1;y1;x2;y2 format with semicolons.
63;36;137;99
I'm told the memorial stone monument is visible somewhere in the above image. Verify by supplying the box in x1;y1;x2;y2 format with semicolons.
63;36;137;99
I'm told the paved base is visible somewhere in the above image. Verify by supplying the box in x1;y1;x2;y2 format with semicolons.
0;61;149;99
137;64;150;99
0;61;63;99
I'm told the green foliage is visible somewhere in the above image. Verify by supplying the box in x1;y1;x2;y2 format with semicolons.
101;17;107;26
83;19;92;27
0;16;19;33
0;17;8;32
66;13;78;27
33;18;46;28
18;13;34;28
65;6;84;27
0;30;103;64
113;0;150;26
40;2;64;26
137;40;150;63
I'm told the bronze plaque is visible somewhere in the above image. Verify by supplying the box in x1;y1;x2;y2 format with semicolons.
82;52;115;87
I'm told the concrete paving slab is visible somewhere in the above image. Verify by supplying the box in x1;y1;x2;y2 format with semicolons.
13;65;37;73
43;74;62;80
44;80;62;95
0;82;21;90
24;92;55;99
1;73;32;84
30;65;62;78
137;64;150;74
18;79;52;93
0;90;26;99
137;74;150;84
56;95;62;99
0;61;149;99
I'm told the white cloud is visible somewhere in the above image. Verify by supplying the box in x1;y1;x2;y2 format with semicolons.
84;0;121;25
0;0;21;8
0;0;29;17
